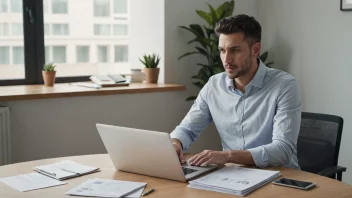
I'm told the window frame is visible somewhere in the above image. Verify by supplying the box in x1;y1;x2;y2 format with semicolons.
76;45;90;63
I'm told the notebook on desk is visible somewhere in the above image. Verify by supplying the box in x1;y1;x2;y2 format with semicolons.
33;160;100;181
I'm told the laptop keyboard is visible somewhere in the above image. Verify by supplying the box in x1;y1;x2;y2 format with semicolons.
182;167;198;175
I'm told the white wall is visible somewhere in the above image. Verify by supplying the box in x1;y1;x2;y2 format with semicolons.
129;0;165;82
257;0;352;184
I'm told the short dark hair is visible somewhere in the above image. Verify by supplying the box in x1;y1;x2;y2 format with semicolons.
215;14;262;46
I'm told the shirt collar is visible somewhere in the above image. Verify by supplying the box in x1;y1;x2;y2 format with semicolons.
226;59;267;90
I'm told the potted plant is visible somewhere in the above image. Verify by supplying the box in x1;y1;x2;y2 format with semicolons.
42;63;56;86
139;53;161;83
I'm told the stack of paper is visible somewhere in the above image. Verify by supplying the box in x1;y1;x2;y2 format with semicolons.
34;160;100;180
66;178;147;198
188;165;280;196
0;173;66;192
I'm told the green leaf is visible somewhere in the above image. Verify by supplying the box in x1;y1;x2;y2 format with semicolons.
266;62;275;68
178;52;200;60
191;75;200;80
216;2;230;19
198;69;208;83
187;38;212;49
43;62;56;71
204;26;214;38
186;96;197;101
193;81;205;89
196;63;209;67
190;24;205;38
225;0;235;18
213;66;225;74
260;51;268;62
179;26;202;38
139;53;161;68
207;4;218;27
195;47;209;57
196;10;212;25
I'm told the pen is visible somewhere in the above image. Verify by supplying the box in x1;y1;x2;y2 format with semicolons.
39;169;56;177
142;188;155;196
61;168;79;175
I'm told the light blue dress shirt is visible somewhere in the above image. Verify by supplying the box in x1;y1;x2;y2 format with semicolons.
170;60;301;169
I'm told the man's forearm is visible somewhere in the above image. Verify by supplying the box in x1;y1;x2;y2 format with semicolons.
225;150;255;166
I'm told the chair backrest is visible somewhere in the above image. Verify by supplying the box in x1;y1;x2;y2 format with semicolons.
297;112;343;174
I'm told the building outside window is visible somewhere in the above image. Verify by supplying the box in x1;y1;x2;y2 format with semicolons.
114;45;128;62
12;46;24;64
94;0;110;17
76;46;90;63
52;0;67;14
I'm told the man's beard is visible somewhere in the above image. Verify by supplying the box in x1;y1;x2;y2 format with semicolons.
227;52;253;79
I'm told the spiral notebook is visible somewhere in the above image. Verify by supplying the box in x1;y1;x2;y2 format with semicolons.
33;160;100;181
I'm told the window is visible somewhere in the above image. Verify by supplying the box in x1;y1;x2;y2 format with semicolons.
114;45;128;62
114;0;127;14
53;46;66;63
12;47;24;64
76;46;89;63
1;0;131;85
44;24;50;35
45;46;67;64
52;0;67;14
12;23;23;36
97;46;109;63
0;23;9;36
52;24;69;35
0;47;9;64
113;24;128;36
43;0;49;13
94;0;109;17
10;0;22;12
0;0;7;12
94;24;110;35
45;46;50;63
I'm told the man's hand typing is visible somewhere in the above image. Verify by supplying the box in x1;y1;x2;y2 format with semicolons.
189;150;229;166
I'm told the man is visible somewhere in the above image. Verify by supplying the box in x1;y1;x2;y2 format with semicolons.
170;14;301;169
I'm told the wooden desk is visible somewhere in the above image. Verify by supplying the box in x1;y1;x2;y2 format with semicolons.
1;154;352;198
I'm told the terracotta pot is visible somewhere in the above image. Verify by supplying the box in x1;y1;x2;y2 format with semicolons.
42;71;56;86
144;68;160;83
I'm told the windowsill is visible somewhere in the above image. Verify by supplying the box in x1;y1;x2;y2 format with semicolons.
0;82;186;102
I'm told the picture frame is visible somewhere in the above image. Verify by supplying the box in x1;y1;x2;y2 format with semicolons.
341;0;352;11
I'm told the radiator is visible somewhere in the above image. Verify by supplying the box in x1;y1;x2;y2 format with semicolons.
0;107;11;166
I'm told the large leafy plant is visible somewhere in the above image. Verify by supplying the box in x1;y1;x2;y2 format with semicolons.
179;0;273;101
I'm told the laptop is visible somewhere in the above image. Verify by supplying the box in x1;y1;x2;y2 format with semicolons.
96;124;217;182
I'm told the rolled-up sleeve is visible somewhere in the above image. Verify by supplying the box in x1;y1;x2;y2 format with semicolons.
170;78;213;151
247;79;301;168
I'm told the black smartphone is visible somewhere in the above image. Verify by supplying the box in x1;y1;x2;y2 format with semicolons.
272;178;316;190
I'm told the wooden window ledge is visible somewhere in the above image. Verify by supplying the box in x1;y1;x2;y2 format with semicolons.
0;83;186;102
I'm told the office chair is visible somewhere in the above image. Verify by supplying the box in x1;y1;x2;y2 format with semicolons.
297;112;347;181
